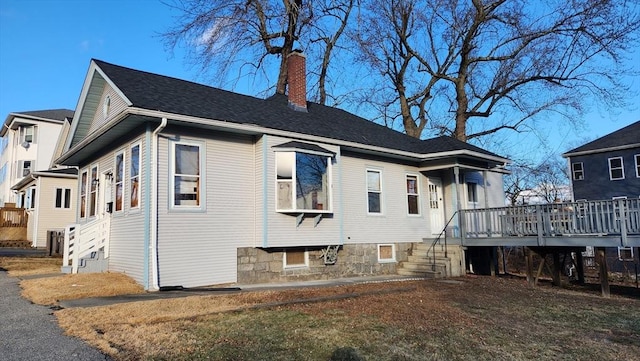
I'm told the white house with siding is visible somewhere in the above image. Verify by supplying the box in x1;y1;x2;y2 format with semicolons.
11;168;77;248
57;56;509;290
0;109;73;206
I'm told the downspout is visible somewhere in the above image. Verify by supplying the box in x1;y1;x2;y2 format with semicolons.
150;118;167;290
32;174;39;248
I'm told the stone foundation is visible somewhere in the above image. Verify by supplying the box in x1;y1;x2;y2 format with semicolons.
237;243;413;284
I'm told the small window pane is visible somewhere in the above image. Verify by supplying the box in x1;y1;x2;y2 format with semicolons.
55;189;62;208
175;144;199;175
64;189;71;209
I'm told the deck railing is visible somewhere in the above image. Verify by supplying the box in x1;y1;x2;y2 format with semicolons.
62;216;111;273
460;198;640;246
0;207;28;227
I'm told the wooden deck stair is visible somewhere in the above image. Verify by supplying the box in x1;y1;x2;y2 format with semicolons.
398;242;450;278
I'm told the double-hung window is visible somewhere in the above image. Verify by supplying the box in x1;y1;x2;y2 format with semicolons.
171;140;203;208
608;157;624;180
89;165;98;217
635;154;640;178
406;174;419;215
367;169;382;214
19;125;36;145
114;150;125;212
130;143;140;208
80;170;87;218
55;188;71;209
467;182;478;204
276;151;332;212
572;162;584;180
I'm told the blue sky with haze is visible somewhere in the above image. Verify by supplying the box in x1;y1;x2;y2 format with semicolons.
0;0;638;164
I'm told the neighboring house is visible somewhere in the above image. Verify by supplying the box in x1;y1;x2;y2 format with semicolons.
11;168;77;248
563;120;640;273
0;109;74;206
57;56;509;290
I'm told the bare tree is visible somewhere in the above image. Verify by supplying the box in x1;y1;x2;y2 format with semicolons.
162;0;356;104
162;0;311;95
356;0;640;141
504;157;570;205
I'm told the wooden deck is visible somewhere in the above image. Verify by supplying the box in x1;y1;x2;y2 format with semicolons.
446;199;640;248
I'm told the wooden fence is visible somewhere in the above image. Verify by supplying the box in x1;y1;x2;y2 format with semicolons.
0;207;28;227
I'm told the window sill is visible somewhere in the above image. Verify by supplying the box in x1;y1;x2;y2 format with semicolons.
378;259;396;264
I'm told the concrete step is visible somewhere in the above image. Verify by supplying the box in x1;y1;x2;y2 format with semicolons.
410;249;448;258
397;268;441;278
76;250;108;274
408;255;450;264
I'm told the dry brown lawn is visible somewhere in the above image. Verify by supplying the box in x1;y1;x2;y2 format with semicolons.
0;256;62;276
6;257;639;360
21;272;145;305
53;276;640;361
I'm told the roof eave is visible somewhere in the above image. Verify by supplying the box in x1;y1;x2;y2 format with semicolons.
562;143;640;158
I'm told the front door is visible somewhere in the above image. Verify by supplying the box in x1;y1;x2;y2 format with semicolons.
428;177;445;235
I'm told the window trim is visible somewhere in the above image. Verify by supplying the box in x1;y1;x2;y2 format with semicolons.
114;149;125;213
283;249;309;269
467;182;478;205
572;162;584;181
88;164;99;217
406;173;420;216
608;156;625;180
25;186;36;210
169;139;205;211
618;247;634;261
130;142;141;209
80;169;88;218
635;154;640;178
54;188;72;209
274;150;333;213
366;168;383;215
377;244;396;263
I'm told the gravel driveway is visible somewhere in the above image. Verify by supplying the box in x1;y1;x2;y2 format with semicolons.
0;270;111;361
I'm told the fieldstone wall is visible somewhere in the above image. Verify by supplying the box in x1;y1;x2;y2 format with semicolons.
237;243;413;284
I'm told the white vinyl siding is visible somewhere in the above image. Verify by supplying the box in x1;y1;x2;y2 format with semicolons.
157;132;254;288
342;155;428;244
33;177;76;248
87;85;129;134
105;137;147;286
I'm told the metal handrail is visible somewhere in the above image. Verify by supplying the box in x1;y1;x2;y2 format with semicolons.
426;211;459;272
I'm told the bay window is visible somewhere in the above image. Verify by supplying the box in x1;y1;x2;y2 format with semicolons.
276;151;331;212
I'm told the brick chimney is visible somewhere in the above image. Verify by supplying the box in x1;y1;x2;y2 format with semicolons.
287;51;307;112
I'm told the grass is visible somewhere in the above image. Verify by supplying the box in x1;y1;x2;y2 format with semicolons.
0;256;62;276
54;277;640;361
6;256;640;360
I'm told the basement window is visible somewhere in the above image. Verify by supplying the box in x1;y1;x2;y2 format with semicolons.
618;247;634;261
378;244;396;263
283;249;308;268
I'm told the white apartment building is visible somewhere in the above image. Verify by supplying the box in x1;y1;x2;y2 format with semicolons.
0;109;74;206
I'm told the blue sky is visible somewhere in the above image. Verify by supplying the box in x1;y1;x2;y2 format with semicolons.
0;0;638;163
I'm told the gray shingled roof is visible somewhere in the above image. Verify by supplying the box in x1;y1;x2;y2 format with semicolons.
13;109;74;122
94;59;502;159
564;120;640;155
